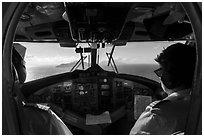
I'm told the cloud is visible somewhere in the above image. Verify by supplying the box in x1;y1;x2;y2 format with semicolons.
114;56;140;64
25;55;78;67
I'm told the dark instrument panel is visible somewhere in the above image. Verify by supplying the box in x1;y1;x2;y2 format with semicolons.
27;71;154;116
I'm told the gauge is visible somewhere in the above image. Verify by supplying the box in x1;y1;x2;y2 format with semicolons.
101;84;110;89
78;84;84;90
104;78;108;83
79;91;85;95
101;90;109;96
63;81;72;87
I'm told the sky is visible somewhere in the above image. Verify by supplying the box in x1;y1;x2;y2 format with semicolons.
20;41;181;68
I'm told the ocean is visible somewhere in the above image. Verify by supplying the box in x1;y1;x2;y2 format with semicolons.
25;64;160;83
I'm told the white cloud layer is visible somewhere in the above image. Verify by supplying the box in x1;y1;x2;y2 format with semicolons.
25;55;78;67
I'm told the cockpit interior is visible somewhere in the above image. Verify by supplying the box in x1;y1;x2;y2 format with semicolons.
2;2;202;135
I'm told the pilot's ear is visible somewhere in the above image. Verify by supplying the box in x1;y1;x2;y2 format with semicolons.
161;71;181;89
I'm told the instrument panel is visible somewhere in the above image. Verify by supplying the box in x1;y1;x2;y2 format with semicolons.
28;71;154;116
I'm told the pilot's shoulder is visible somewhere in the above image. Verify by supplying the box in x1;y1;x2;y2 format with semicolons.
148;100;160;108
147;100;171;111
146;100;171;114
152;100;171;108
148;99;170;108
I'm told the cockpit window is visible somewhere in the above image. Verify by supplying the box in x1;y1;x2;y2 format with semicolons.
21;41;184;83
98;41;184;82
21;42;80;82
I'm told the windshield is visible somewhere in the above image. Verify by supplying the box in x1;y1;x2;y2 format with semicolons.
21;41;184;83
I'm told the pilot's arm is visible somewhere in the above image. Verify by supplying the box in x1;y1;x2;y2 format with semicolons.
130;101;176;135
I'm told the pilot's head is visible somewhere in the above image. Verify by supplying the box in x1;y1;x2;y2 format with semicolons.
12;43;27;83
154;43;196;94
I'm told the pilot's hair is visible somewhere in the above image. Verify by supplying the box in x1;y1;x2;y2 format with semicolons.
155;43;196;89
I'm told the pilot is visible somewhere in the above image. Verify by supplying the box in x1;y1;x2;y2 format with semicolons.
12;43;27;83
129;43;196;135
12;43;72;134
